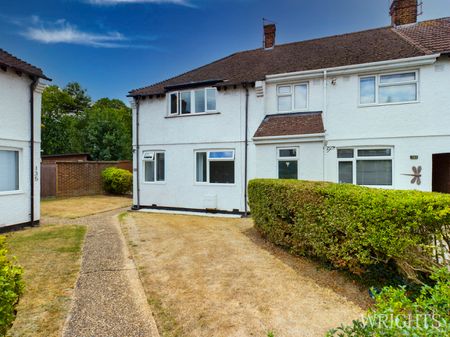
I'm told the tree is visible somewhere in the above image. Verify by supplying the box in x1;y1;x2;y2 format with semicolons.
83;98;132;161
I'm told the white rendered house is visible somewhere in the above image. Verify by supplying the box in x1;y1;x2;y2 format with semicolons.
129;0;450;214
0;49;49;230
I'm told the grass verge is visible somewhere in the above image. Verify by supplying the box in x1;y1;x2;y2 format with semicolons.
5;224;86;337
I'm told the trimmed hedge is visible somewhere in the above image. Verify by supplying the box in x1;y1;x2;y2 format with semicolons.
248;179;450;282
0;236;23;336
101;167;132;195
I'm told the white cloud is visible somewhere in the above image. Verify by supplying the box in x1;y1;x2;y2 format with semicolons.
86;0;191;5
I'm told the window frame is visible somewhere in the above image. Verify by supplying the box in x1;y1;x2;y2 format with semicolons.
194;149;236;185
277;147;299;179
142;150;166;184
358;70;419;106
168;87;217;116
276;82;309;112
337;147;394;188
0;147;22;195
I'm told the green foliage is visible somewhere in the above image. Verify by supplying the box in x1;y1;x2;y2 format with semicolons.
101;167;132;195
327;268;450;336
83;98;132;161
0;236;24;336
248;179;450;283
41;83;132;161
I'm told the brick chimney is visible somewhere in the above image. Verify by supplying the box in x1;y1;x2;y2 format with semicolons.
390;0;418;26
263;23;276;49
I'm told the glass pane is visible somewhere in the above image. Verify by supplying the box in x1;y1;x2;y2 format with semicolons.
337;149;354;158
196;152;207;182
338;161;353;184
278;86;291;94
0;150;18;191
379;84;417;103
210;160;234;184
294;84;307;109
208;151;234;159
380;72;415;84
278;96;291;111
206;89;216;111
180;92;191;114
278;160;298;179
358;149;391;157
279;148;297;158
195;90;205;113
170;93;178;114
156;153;165;181
360;77;376;104
356;160;392;186
144;161;155;182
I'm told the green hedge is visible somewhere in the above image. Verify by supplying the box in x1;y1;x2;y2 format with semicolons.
0;236;23;336
101;167;132;195
248;179;450;282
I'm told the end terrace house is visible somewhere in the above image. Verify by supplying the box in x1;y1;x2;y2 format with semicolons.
129;0;450;214
0;49;50;230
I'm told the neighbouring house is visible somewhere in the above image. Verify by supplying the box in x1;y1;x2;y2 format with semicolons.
0;49;50;230
129;0;450;214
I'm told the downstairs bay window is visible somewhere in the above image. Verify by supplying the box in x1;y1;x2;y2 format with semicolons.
0;149;19;192
195;150;235;184
338;148;393;186
143;151;165;182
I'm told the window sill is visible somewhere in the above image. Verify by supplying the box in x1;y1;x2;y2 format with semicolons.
142;181;166;185
358;100;420;108
165;112;220;118
274;109;310;114
194;182;236;187
0;190;24;196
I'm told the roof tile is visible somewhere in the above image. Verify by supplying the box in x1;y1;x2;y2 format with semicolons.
0;48;50;80
253;112;324;138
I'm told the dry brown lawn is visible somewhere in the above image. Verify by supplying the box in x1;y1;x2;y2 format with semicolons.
6;224;86;337
122;212;367;337
42;195;131;218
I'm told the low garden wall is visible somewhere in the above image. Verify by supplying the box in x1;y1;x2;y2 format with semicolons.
248;179;450;283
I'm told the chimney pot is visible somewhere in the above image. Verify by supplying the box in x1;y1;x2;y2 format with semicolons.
390;0;418;26
263;23;276;49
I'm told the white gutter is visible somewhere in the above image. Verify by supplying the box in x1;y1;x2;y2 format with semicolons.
266;54;440;82
253;133;325;144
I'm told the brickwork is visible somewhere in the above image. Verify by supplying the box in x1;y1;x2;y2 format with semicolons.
390;0;418;26
55;161;132;197
263;24;276;49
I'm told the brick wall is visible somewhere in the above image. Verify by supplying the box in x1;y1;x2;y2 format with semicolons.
55;161;132;197
390;0;418;26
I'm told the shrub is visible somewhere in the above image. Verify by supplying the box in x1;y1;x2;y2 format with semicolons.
327;268;450;336
101;167;132;195
0;236;24;336
248;179;450;283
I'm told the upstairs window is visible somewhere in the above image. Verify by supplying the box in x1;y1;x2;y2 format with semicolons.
337;147;393;186
195;150;235;184
169;88;217;115
0;150;19;192
143;151;165;182
277;83;308;112
360;71;418;105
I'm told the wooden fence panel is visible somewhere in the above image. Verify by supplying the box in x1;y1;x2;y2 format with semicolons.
41;163;57;198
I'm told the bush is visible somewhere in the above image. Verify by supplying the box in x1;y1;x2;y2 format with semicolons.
327;268;450;336
248;179;450;283
0;236;24;336
101;167;132;195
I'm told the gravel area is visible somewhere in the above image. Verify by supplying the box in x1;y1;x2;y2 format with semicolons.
45;209;159;337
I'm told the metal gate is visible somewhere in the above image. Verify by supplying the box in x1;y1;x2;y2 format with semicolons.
41;163;56;198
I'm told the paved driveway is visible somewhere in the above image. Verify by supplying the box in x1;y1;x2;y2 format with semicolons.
122;212;366;337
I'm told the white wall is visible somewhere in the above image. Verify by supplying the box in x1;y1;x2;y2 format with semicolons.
0;68;42;228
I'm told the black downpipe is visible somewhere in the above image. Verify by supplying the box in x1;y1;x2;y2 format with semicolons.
244;85;249;217
133;96;141;210
30;77;38;226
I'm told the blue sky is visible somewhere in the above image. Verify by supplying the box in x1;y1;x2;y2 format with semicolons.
1;0;450;102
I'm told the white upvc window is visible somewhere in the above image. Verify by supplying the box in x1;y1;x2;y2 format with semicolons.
168;88;217;115
359;71;418;105
337;147;393;187
195;150;235;184
0;149;19;192
277;147;299;179
277;83;308;112
143;151;165;182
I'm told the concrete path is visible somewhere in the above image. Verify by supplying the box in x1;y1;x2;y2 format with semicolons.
49;209;160;337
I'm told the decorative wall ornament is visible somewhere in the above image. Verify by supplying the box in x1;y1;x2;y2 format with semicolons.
401;166;422;185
